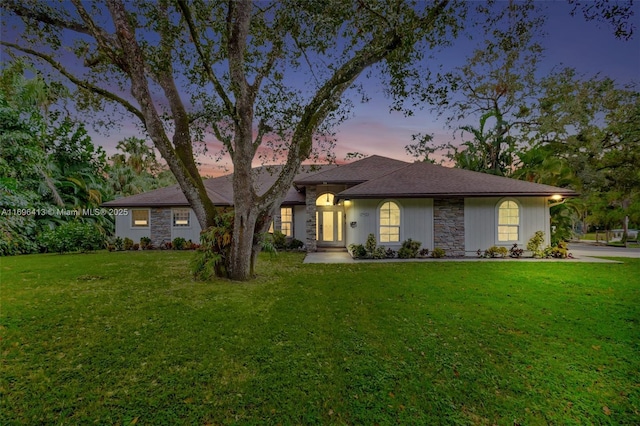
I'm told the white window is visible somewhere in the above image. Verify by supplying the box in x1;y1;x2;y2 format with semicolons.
173;209;190;227
379;201;400;243
131;209;149;227
280;207;293;237
497;200;520;242
316;193;335;206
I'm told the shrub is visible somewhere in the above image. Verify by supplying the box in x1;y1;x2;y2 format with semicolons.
349;243;367;259
132;243;140;251
114;237;124;251
431;247;446;258
191;211;234;280
544;241;568;258
140;236;152;249
172;237;186;250
288;238;304;250
365;233;377;255
260;232;277;254
484;246;508;258
123;237;134;251
509;243;524;258
385;248;396;258
398;238;421;259
272;230;287;250
371;246;386;259
527;231;545;258
418;248;429;257
0;215;39;256
40;221;105;254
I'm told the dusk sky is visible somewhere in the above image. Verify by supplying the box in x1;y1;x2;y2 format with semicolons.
325;2;639;168
198;2;638;175
2;2;638;177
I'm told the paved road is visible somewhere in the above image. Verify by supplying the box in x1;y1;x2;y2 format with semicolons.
568;241;640;259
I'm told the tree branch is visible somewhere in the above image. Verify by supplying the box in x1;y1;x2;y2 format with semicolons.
70;0;120;58
252;119;269;152
176;0;235;116
227;0;252;112
1;0;91;35
250;40;282;97
1;41;144;121
261;0;450;204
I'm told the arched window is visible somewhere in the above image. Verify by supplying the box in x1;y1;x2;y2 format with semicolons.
379;201;400;243
497;200;520;242
316;193;335;206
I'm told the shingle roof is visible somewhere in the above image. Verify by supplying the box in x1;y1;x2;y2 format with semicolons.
103;157;578;208
294;155;408;185
336;161;579;199
102;164;337;207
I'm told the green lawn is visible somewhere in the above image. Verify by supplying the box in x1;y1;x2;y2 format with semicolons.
2;252;639;425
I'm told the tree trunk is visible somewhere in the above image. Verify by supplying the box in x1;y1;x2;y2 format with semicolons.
229;204;257;281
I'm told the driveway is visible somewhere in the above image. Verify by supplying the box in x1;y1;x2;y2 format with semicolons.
568;241;640;259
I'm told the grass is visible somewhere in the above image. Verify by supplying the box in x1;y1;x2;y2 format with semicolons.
2;251;639;425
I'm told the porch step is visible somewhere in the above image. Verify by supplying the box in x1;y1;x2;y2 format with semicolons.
316;247;348;253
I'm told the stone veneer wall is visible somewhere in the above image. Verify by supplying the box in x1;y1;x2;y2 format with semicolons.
305;186;317;252
433;198;465;257
150;208;172;247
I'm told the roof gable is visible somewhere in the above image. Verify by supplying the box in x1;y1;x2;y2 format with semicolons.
294;155;408;185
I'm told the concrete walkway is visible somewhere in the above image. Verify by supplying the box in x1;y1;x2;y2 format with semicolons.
303;241;639;264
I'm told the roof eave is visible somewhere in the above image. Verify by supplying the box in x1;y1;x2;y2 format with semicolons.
294;179;367;186
336;192;579;200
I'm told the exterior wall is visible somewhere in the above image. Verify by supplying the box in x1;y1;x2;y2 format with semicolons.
293;205;306;242
114;209;151;243
170;208;202;243
464;197;550;255
345;198;434;250
114;208;201;246
433;198;465;257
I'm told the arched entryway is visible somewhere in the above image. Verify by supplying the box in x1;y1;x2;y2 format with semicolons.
316;193;345;248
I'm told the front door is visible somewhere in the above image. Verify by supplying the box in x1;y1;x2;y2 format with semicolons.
316;208;344;247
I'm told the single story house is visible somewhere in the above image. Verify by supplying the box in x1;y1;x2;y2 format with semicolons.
102;155;578;256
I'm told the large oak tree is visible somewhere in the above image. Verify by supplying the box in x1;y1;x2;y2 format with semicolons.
2;1;634;278
2;0;461;280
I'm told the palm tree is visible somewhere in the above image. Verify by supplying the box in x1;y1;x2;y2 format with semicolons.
115;137;159;175
453;110;516;176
